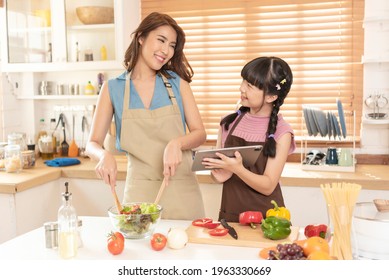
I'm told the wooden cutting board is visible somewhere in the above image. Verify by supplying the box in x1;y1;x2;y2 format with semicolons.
186;223;300;248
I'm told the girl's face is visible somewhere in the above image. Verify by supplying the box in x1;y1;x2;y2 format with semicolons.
138;25;177;71
239;79;276;115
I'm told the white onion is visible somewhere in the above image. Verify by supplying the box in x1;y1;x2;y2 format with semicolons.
167;228;188;250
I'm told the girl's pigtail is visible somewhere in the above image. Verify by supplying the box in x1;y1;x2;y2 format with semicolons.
220;106;249;130
263;101;281;157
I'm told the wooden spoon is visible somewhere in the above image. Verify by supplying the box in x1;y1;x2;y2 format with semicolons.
154;178;166;205
111;185;122;213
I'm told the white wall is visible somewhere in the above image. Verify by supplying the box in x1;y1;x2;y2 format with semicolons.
361;0;389;154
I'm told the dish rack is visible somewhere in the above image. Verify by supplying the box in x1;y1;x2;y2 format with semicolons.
300;108;356;173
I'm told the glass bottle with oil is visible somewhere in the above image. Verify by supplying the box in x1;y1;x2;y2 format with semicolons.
58;182;78;259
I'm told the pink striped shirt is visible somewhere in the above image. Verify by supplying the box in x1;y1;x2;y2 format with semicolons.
221;113;296;154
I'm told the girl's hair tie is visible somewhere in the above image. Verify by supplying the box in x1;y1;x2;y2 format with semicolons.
268;134;275;139
236;110;241;115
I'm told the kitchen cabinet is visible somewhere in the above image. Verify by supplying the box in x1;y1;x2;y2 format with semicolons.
0;0;139;142
1;0;125;72
0;0;137;96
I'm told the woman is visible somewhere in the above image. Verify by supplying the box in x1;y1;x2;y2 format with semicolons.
86;12;206;220
202;56;296;222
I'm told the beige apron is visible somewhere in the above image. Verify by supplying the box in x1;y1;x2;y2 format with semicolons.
120;73;205;220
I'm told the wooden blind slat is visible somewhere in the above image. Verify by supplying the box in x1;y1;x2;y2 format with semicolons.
141;0;364;140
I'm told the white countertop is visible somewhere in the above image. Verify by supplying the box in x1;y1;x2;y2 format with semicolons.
0;216;264;260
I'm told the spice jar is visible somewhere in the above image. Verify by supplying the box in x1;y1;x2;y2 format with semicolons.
22;150;35;169
44;221;58;249
4;144;22;173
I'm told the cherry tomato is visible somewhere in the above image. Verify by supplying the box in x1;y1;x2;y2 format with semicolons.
209;228;229;236
107;231;125;255
203;222;221;229
192;218;213;227
150;233;167;251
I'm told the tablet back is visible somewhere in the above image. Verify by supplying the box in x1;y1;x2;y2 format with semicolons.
191;145;263;171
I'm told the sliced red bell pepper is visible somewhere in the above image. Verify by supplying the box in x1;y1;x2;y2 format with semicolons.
192;218;213;227
209;228;229;236
203;222;221;229
239;211;263;229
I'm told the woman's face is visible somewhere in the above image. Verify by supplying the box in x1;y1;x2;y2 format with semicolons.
138;25;177;71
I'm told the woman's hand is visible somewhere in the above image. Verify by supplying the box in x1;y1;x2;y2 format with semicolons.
94;151;118;188
163;139;183;184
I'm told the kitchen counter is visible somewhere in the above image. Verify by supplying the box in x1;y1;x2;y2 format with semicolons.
1;156;389;194
0;216;266;260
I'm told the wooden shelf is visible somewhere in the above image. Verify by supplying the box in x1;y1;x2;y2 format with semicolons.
16;95;98;100
301;161;356;173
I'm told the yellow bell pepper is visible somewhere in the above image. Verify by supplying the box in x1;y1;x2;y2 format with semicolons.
266;200;291;221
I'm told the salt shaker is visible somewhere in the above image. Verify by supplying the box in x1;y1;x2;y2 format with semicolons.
44;221;58;249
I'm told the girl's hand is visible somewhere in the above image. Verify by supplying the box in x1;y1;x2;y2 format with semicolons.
202;151;243;172
163;139;183;184
95;151;117;188
211;168;233;183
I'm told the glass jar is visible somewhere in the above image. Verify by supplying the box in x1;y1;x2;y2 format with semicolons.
22;150;35;169
8;132;27;151
4;145;23;173
0;146;5;171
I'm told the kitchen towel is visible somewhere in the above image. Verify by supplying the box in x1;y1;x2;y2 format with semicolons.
45;158;81;167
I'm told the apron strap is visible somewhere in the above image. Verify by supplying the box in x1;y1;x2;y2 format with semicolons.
122;72;177;114
159;73;178;106
225;111;245;140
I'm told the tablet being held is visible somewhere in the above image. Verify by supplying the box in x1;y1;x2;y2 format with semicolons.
208;56;296;223
192;145;263;171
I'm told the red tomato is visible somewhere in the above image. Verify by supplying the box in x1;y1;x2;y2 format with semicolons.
192;218;213;227
150;233;167;251
209;228;229;236
203;222;221;229
107;231;125;255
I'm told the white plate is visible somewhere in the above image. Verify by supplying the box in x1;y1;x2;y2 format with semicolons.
307;108;319;136
337;98;347;138
313;108;328;137
303;107;313;136
326;111;332;139
331;112;341;140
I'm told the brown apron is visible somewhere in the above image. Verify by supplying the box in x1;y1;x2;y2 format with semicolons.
218;112;285;222
120;73;205;220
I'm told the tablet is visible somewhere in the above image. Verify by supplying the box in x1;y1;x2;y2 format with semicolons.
191;145;263;171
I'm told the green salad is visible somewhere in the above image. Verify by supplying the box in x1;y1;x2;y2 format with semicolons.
116;203;160;235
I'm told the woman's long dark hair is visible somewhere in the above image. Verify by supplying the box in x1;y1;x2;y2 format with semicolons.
123;12;194;83
220;56;293;157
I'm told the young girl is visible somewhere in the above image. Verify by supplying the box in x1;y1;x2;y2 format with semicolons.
86;12;206;220
202;56;296;222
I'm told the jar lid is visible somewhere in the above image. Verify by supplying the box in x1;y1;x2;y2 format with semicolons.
7;132;23;140
5;144;21;151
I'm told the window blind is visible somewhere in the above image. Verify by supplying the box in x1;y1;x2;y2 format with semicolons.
141;0;364;141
